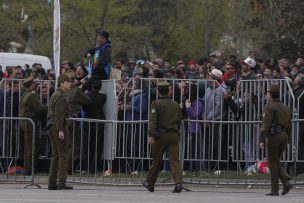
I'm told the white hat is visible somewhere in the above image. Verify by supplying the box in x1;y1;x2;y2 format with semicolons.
211;69;223;80
242;57;256;68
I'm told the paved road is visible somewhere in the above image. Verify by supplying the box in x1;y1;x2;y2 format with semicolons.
0;184;303;203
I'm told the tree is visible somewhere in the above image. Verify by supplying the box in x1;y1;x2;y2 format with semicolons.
1;0;303;65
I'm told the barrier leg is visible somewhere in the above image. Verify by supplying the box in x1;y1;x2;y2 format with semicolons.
24;121;41;189
0;161;4;173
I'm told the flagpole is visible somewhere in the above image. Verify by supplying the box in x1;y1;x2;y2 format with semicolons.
53;0;60;81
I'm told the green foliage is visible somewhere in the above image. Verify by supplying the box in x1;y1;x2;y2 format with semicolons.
0;0;27;49
0;0;303;66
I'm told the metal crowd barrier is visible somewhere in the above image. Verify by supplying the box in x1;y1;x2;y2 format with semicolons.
1;77;303;186
113;78;303;185
60;78;303;186
0;117;38;188
67;118;150;185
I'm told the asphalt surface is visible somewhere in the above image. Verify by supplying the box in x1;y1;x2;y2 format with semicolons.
0;183;303;203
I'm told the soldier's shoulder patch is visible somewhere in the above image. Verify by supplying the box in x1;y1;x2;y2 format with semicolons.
151;108;156;114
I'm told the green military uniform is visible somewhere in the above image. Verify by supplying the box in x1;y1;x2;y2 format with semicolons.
65;85;90;164
48;75;71;187
260;83;292;195
19;78;47;173
145;82;183;192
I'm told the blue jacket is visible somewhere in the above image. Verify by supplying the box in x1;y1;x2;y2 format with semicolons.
125;90;148;121
86;42;111;79
204;85;227;121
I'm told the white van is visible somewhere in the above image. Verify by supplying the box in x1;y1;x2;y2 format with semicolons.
0;53;52;71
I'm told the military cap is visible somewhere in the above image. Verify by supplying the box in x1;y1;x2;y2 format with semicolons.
57;74;71;84
22;78;34;88
65;70;76;79
268;83;280;94
156;81;170;88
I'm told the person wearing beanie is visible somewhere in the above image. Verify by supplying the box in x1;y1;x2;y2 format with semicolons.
84;30;112;90
185;62;198;79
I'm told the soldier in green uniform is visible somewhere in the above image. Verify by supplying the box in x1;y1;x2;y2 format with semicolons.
142;81;183;193
19;78;47;174
260;83;292;196
64;71;91;172
47;74;73;190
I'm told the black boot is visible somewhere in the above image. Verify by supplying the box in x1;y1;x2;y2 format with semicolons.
265;191;279;196
48;183;58;190
282;183;292;195
142;180;154;192
57;183;73;190
172;184;182;193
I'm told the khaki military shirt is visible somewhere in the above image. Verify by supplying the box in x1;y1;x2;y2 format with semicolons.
149;96;182;137
260;99;291;143
48;89;69;132
65;86;91;114
19;90;47;118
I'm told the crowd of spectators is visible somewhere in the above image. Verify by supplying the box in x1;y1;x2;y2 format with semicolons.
109;52;304;174
1;51;304;95
1;51;304;175
110;53;304;83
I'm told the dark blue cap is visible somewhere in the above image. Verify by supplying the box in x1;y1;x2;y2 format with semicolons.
98;30;110;42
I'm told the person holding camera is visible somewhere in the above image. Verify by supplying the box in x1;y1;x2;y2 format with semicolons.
142;81;183;193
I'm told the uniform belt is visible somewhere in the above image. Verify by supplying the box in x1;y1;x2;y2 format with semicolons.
159;129;179;133
276;125;285;133
268;124;285;137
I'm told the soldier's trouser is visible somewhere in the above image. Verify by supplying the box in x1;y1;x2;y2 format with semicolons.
266;132;290;192
48;125;69;185
146;132;182;187
21;120;33;173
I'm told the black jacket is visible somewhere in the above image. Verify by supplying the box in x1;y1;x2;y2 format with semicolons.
83;91;107;120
